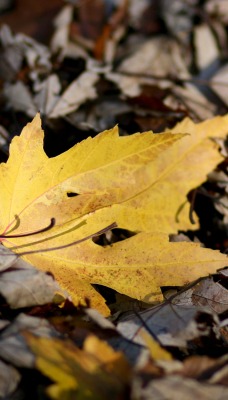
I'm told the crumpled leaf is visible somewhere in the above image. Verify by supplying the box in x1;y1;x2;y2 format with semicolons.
117;304;222;348
0;245;17;272
49;71;99;118
132;375;228;400
0;114;227;315
194;24;219;69
4;81;37;117
0;359;21;398
0;245;66;308
0;313;60;368
181;354;228;383
192;277;228;314
25;333;131;400
34;74;61;116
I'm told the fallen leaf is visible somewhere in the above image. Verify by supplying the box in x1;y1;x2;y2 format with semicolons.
51;5;74;54
25;333;130;400
0;24;51;71
0;257;66;309
194;24;219;69
161;0;194;43
192;278;228;314
118;37;190;81
0;313;60;368
128;0;148;30
0;359;21;398
0;245;17;272
206;0;228;24
117;304;222;348
34;74;61;116
49;71;99;118
0;245;66;308
0;114;227;315
211;64;228;107
181;354;228;381
107;36;190;97
0;320;9;330
169;83;216;120
4;81;37;117
132;375;228;400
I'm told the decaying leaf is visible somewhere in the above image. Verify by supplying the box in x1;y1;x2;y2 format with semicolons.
0;359;21;398
118;37;190;81
0;245;66;308
0;313;60;368
169;83;216;120
117;303;222;348
194;24;219;69
181;354;228;383
4;81;37;117
0;114;227;315
25;333;131;400
192;277;228;314
132;375;228;400
0;245;17;272
49;71;99;118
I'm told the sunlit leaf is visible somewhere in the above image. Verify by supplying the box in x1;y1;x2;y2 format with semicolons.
0;114;227;315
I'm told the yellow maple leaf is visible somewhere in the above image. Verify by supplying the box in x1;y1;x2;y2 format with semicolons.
25;333;131;400
0;114;227;315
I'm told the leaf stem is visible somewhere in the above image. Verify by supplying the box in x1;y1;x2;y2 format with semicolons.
14;222;117;256
0;218;55;238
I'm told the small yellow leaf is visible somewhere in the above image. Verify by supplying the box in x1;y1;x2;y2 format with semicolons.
25;333;130;400
83;335;131;382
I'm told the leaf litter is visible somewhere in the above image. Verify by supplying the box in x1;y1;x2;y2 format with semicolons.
0;1;227;399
